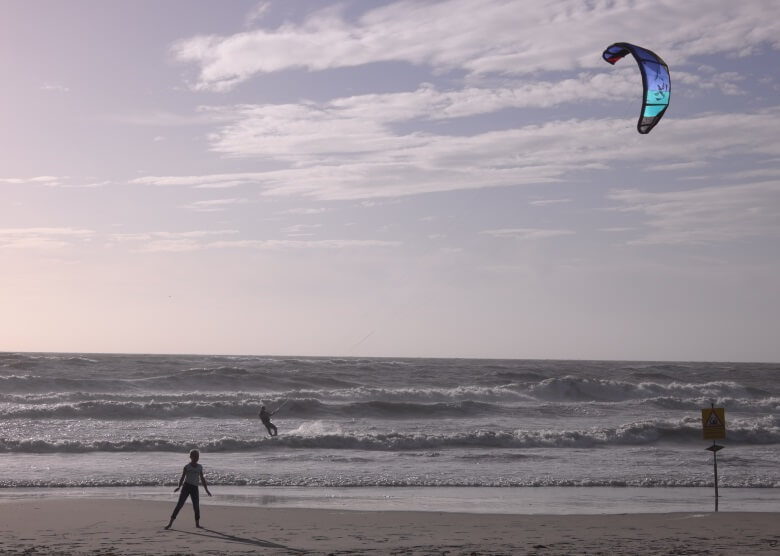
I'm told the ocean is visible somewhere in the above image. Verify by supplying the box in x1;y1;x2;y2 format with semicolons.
1;353;778;512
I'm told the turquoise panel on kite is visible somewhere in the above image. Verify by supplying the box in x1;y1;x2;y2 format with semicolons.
602;42;670;134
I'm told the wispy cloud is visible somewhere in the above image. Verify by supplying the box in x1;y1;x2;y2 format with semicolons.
323;76;638;121
282;224;321;237
180;198;250;212
172;0;780;91
530;198;571;206
109;230;239;252
0;227;94;249
108;108;236;127
207;239;401;250
279;207;329;215
480;228;575;240
107;229;398;252
131;172;264;188
134;108;780;200
608;180;780;244
644;161;707;172
675;71;747;96
245;1;271;27
40;84;70;93
52;181;111;188
360;199;402;208
0;176;108;188
0;176;63;185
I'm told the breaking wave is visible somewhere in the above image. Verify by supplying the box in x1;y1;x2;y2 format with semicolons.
2;417;777;453
528;376;770;402
2;389;776;420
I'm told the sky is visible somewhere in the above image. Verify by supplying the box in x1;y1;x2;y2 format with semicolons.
1;0;779;361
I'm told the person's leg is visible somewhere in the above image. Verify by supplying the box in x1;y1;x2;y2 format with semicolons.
165;487;189;529
270;423;278;436
190;485;201;527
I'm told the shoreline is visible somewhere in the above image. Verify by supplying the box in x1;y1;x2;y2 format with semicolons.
1;498;778;555
1;485;778;515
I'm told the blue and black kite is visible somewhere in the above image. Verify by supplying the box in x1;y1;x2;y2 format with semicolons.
602;42;670;134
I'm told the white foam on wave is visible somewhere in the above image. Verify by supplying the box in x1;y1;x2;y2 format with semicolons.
287;420;343;437
528;376;767;402
2;353;778;492
2;416;777;453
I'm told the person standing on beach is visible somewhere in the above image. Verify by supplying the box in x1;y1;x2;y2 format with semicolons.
164;449;212;529
258;405;278;437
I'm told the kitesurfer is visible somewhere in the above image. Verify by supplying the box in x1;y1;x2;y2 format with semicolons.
259;405;278;437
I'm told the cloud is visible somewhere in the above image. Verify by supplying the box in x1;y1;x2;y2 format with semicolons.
48;181;110;188
40;84;70;93
245;2;271;27
607;180;780;244
530;198;571;206
0;227;94;249
206;239;401;249
323;76;638;122
480;228;575;240
718;167;780;181
360;199;402;208
282;224;321;237
108;108;237;127
0;176;63;185
674;71;747;96
109;230;238;252
132;172;264;188
172;0;780;91
0;176;108;188
279;207;329;215
135;107;780;201
107;229;398;252
180;198;251;212
644;161;707;172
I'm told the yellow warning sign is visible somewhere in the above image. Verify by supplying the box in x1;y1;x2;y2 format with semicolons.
702;407;726;440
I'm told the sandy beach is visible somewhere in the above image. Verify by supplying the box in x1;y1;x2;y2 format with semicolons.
0;498;777;555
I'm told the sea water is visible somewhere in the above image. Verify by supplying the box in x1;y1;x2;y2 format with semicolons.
1;353;778;512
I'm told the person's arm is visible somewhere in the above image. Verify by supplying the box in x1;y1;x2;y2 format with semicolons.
174;467;186;492
200;471;212;496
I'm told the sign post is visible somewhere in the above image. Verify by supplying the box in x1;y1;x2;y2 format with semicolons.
701;404;725;512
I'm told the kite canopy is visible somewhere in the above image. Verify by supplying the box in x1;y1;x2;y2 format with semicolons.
602;42;670;134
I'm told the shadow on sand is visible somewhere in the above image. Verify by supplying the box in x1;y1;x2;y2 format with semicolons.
171;527;304;552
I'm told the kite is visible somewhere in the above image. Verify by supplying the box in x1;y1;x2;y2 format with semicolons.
602;42;670;134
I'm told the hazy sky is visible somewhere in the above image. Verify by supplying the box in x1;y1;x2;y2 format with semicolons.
2;0;779;361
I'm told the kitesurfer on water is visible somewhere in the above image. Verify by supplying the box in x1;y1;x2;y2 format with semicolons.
259;405;278;437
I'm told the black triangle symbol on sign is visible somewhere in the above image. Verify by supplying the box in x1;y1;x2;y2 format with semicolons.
706;411;723;427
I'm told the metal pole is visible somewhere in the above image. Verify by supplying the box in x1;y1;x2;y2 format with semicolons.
704;403;724;513
713;439;719;512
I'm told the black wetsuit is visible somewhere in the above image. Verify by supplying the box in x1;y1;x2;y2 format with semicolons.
260;410;278;436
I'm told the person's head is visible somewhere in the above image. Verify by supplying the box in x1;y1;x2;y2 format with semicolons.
189;449;200;462
260;405;266;412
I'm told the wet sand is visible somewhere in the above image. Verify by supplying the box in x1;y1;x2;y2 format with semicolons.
0;498;778;554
